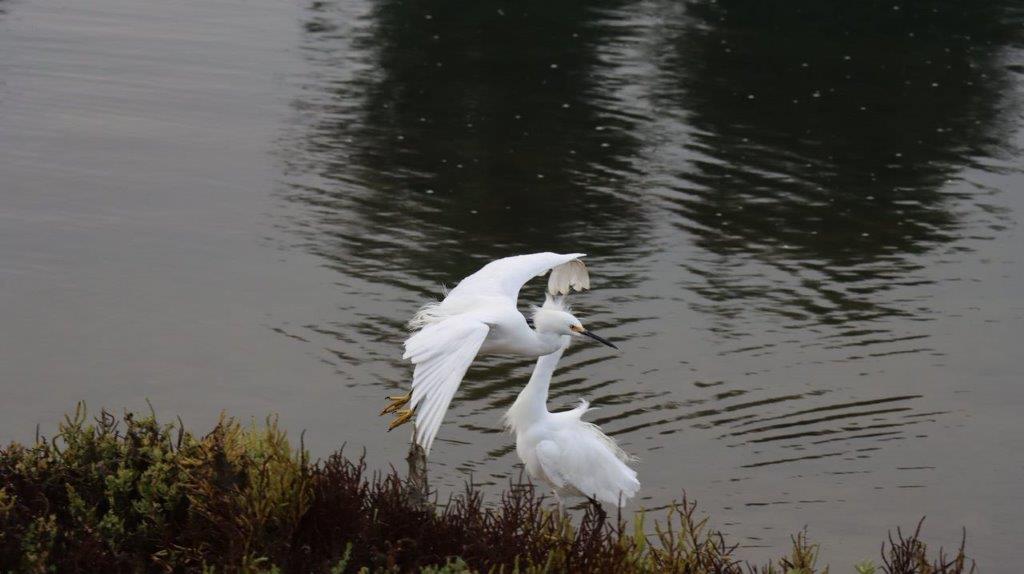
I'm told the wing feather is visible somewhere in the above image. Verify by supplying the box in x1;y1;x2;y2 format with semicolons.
535;441;567;488
547;258;590;295
446;252;589;302
404;316;490;454
535;423;640;506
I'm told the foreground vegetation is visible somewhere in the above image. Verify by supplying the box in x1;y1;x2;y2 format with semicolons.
0;406;974;573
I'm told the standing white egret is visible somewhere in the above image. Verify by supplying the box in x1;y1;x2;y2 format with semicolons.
505;299;639;507
381;252;618;454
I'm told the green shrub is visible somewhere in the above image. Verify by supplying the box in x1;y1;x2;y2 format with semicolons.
0;405;975;573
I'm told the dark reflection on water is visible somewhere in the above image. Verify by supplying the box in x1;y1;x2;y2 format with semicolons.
277;0;1022;564
285;0;653;284
655;0;1022;330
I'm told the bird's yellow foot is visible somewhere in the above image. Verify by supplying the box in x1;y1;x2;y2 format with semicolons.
387;408;414;431
380;391;411;416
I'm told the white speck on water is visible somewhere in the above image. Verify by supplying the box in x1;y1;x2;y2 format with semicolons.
747;94;755;100
866;195;875;200
801;62;809;68
812;91;821;98
470;209;477;214
426;189;434;194
562;103;570;108
862;232;870;237
536;174;544;179
456;163;463;168
600;143;610;148
596;126;606;131
931;82;939;87
396;135;404;140
550;63;558;69
497;8;505;16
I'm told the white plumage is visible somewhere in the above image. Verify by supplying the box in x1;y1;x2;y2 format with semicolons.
505;317;639;506
393;252;618;454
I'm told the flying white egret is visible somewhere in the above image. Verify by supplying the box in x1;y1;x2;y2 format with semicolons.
381;252;618;454
505;300;639;507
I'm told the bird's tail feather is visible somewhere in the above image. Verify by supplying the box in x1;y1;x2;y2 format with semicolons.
407;286;451;331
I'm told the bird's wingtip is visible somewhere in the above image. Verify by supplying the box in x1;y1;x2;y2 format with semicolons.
413;426;435;456
547;257;591;296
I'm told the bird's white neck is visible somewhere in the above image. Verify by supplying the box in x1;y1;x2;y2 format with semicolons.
527;329;565;356
505;337;569;433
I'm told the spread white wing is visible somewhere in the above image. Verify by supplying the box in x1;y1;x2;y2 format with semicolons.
404;314;491;454
403;252;591;454
446;252;590;302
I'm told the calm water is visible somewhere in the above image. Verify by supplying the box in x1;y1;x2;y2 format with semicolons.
2;0;1022;567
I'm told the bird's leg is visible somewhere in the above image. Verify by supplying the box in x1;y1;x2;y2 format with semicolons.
552;490;565;517
380;391;412;415
387;408;414;431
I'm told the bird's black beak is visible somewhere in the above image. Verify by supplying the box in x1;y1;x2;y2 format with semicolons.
580;329;618;350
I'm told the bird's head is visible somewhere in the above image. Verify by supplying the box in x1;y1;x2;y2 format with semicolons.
532;295;618;349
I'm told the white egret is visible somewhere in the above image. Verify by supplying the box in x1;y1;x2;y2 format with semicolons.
381;252;618;454
505;299;639;507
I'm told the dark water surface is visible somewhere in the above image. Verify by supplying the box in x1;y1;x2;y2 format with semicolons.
2;0;1022;567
